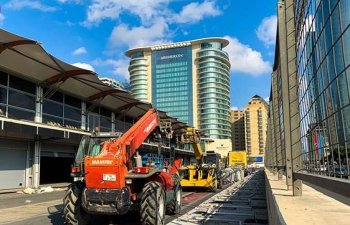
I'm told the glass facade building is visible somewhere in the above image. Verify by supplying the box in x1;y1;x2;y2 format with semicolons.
152;47;193;125
128;51;148;102
198;42;231;139
126;38;231;140
295;0;350;174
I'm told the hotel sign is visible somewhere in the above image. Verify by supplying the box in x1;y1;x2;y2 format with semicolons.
160;54;184;60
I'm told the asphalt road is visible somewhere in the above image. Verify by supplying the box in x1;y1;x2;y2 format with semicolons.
1;190;216;225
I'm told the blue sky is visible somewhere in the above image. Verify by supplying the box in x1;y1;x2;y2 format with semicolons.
0;0;277;109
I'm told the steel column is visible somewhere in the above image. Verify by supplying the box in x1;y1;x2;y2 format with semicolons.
277;0;302;195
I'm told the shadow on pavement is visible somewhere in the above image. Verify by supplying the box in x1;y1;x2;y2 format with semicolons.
48;204;64;225
47;204;142;225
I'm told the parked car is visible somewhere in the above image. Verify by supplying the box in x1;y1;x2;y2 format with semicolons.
328;166;349;179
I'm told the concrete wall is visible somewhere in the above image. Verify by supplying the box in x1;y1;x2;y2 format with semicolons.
265;171;287;225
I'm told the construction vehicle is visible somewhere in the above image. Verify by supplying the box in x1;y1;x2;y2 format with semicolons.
227;151;247;168
178;128;218;191
204;151;221;169
63;108;182;225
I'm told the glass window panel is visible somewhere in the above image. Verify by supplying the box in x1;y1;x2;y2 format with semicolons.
43;100;63;117
8;90;35;110
322;62;330;86
64;106;81;121
334;111;345;144
9;75;35;94
331;81;340;111
43;90;63;102
100;116;111;128
342;105;350;140
65;95;81;108
0;104;6;116
0;71;8;86
88;113;100;131
340;0;350;31
337;72;350;107
86;104;99;114
323;0;330;22
327;49;336;81
343;27;350;67
8;107;35;121
42;114;63;126
347;67;350;100
333;39;345;76
64;119;81;128
0;87;7;104
331;5;341;41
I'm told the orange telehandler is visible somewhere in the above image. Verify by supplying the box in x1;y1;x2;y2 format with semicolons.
63;108;182;225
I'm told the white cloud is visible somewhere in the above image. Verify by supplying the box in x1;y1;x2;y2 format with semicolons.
0;13;4;26
72;47;87;55
110;59;130;80
4;0;56;12
72;62;95;71
264;97;270;102
84;0;221;26
109;19;169;49
230;106;239;111
172;0;221;24
84;0;170;26
92;58;130;80
224;36;271;76
57;0;81;3
256;15;277;47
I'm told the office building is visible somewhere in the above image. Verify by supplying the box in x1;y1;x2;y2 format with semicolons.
295;0;350;167
244;95;268;164
231;110;245;151
125;38;232;155
267;0;350;180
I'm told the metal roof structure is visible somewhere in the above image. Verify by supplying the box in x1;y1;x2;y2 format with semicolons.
0;29;189;133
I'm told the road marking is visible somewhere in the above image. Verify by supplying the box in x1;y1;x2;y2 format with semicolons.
0;199;62;224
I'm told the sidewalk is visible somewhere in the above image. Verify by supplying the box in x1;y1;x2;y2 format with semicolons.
0;190;65;224
0;189;65;209
265;170;350;225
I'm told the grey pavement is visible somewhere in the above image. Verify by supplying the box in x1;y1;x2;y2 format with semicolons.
0;189;199;225
0;190;66;210
265;170;350;225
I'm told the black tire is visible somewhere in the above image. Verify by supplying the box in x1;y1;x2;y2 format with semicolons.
140;181;166;225
217;179;223;189
63;183;90;225
211;179;218;193
166;176;182;215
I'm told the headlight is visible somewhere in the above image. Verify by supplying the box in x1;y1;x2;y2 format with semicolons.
125;179;133;184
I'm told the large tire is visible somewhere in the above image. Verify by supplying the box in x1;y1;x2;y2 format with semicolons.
211;179;218;193
140;181;166;225
166;176;182;215
63;183;90;225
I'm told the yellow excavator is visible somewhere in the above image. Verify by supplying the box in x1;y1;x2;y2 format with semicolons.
179;128;218;191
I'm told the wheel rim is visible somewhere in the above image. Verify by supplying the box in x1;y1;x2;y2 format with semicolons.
158;194;164;220
176;189;181;205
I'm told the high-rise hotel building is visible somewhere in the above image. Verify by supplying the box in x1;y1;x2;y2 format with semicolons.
125;38;232;154
231;110;246;151
244;95;268;163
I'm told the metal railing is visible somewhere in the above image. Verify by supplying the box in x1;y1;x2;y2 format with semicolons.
265;0;350;198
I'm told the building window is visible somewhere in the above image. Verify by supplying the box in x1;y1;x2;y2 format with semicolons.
42;91;81;129
0;73;36;121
